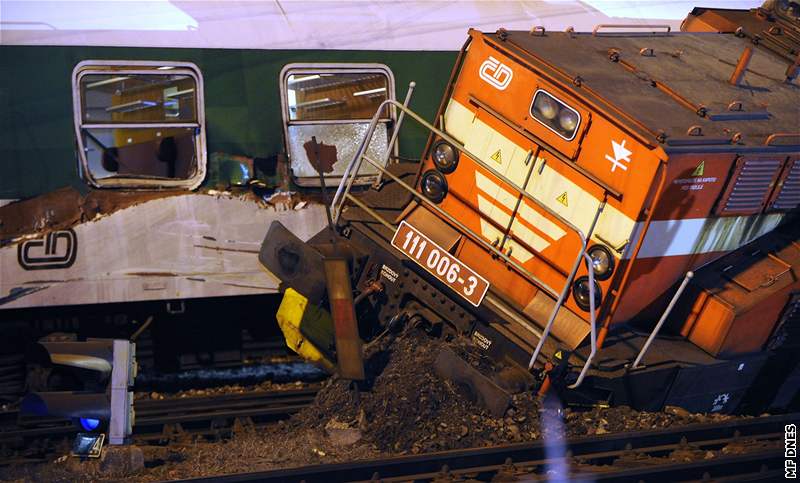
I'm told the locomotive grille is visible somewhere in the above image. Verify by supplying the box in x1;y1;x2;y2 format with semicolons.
772;161;800;211
722;159;782;214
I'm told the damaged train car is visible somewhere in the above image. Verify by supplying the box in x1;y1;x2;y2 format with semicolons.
0;21;448;387
1;1;681;398
261;2;800;416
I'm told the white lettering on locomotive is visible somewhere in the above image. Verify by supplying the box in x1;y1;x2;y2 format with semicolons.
472;330;493;350
380;264;399;283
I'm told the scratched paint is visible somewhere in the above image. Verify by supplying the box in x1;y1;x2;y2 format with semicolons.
0;194;328;309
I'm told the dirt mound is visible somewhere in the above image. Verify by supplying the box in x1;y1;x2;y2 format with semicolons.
293;327;738;453
293;329;542;453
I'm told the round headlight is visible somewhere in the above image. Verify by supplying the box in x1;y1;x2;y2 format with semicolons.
572;276;602;312
558;109;579;133
432;140;459;174
421;170;448;203
588;245;614;281
534;95;558;120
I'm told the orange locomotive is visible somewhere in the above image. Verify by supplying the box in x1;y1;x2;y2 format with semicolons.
262;4;800;414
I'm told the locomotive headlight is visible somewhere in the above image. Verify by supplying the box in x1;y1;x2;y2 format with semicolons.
572;276;602;312
421;170;448;203
588;245;614;281
432;140;459;174
534;94;558;120
558;109;579;132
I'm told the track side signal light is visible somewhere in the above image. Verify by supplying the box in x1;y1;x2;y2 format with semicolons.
21;339;136;445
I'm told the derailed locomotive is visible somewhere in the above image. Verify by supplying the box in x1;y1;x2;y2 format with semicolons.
262;4;800;415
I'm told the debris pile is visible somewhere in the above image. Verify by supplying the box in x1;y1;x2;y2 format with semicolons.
293;328;737;453
293;329;541;453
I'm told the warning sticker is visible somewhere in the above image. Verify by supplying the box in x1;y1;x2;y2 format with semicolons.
692;161;705;177
490;149;502;164
556;192;569;207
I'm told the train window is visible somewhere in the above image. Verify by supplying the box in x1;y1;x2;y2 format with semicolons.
286;72;390;122
280;64;396;187
72;61;206;189
529;89;581;141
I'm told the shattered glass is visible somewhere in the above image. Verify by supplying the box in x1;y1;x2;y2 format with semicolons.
287;122;390;185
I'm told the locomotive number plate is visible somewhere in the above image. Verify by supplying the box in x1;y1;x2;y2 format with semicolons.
391;221;490;307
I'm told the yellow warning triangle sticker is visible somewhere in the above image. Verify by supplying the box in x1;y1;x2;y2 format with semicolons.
556;192;569;207
692;161;705;177
555;350;563;360
490;149;502;164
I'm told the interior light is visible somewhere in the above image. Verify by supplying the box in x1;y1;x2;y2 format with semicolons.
288;74;321;85
85;76;131;89
294;98;332;108
352;87;386;97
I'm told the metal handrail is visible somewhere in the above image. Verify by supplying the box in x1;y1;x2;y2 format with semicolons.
355;153;556;295
332;98;591;242
528;201;604;370
568;252;597;389
630;271;695;369
592;24;671;36
373;81;416;188
332;90;606;372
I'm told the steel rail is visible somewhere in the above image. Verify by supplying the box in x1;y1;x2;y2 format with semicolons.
0;387;318;451
171;412;793;483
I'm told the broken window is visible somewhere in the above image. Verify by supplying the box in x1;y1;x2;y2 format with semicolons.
280;64;396;187
73;61;206;189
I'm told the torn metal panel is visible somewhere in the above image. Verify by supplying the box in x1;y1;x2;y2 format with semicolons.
0;187;182;244
0;193;328;309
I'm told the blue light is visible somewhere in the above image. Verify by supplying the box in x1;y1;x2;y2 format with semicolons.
80;418;100;431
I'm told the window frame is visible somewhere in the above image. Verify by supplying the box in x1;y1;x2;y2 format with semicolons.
279;63;398;187
280;63;396;126
72;60;207;190
528;88;582;142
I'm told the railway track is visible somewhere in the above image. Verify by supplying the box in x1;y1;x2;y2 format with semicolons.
0;386;318;465
174;412;795;483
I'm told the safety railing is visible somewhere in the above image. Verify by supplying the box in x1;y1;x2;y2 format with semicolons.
530;203;603;383
331;84;604;386
568;252;598;389
630;271;694;369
